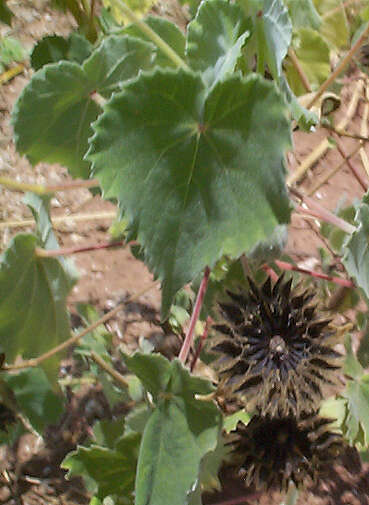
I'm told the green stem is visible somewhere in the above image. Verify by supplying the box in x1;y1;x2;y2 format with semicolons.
0;176;99;194
109;0;190;71
256;14;265;75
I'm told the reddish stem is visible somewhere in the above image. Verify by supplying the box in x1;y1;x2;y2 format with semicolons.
274;259;355;288
190;316;213;372
179;267;211;364
262;264;279;282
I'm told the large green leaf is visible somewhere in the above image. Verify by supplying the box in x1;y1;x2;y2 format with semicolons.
285;27;330;95
12;35;155;179
2;367;64;433
62;432;141;499
342;201;369;299
89;69;291;316
129;354;221;505
186;0;251;88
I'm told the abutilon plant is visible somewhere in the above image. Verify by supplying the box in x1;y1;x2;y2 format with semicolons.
211;275;342;417
231;413;343;491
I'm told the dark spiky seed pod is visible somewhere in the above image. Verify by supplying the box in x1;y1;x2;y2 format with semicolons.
211;275;341;417
231;414;343;492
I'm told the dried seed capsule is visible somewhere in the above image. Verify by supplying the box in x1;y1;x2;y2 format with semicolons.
211;275;341;417
231;413;343;491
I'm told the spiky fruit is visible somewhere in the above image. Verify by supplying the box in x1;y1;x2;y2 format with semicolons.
232;414;343;491
211;275;341;417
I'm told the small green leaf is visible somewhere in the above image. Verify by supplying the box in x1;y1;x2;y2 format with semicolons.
0;36;26;66
343;375;369;446
314;0;349;49
62;432;141;499
2;367;64;433
344;334;363;380
123;352;171;399
0;0;13;25
224;409;252;433
261;0;292;79
186;0;251;88
93;418;125;449
83;35;154;98
12;61;101;179
90;69;291;317
343;202;369;299
286;28;330;95
124;16;186;68
0;234;75;381
31;33;92;71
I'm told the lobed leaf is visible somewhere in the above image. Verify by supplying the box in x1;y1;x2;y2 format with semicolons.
31;33;92;70
12;35;155;179
343;200;369;299
89;69;291;317
186;0;252;88
2;367;64;433
62;432;141;499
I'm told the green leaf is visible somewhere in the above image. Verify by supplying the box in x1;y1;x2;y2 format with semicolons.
89;69;291;317
13;35;154;179
343;375;369;446
344;334;363;380
12;61;101;179
0;0;13;25
314;0;349;49
343;201;369;299
186;0;251;88
279;74;318;130
83;35;154;98
0;36;26;66
2;367;64;433
31;33;92;71
285;28;330;96
123;16;186;69
224;409;252;433
135;396;221;505
93;418;125;449
62;432;141;499
260;0;292;79
123;352;171;399
286;0;321;30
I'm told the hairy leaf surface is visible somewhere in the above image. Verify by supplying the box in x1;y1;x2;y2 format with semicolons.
89;69;291;316
12;36;154;179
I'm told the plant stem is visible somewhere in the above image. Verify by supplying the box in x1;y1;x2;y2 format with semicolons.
359;83;369;178
0;210;117;231
190;316;212;372
322;0;363;19
35;240;128;258
335;140;368;191
307;22;369;110
274;259;355;287
109;0;190;71
262;264;279;282
290;187;356;234
179;267;211;364
90;351;129;388
0;176;99;194
307;144;362;196
288;48;311;92
3;281;158;371
0;63;25;85
322;123;369;142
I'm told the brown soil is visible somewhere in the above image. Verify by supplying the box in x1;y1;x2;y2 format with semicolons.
1;2;369;504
